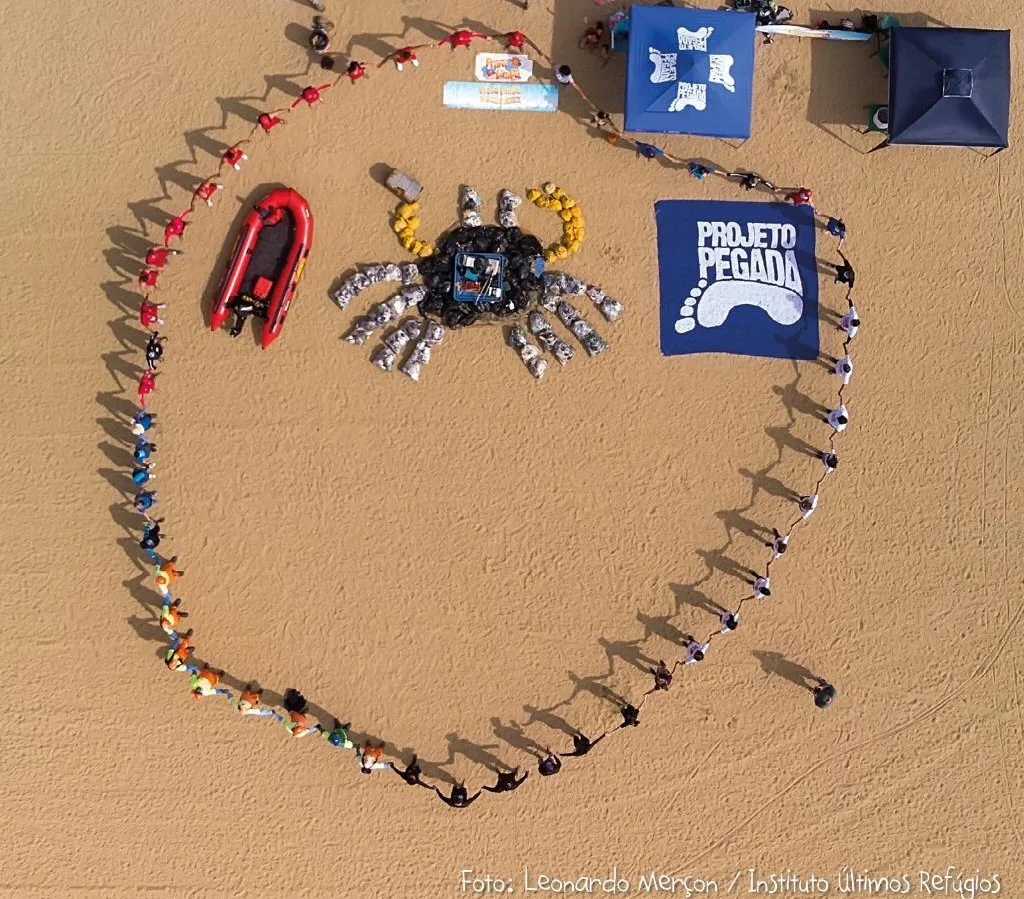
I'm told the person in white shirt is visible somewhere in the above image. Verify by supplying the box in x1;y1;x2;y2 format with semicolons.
826;405;848;432
766;527;789;558
684;640;710;664
837;305;859;342
821;451;838;474
752;575;771;599
720;610;739;633
832;355;853;386
799;494;819;519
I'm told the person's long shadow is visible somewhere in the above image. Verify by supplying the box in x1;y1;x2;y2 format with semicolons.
752;650;822;692
446;732;509;772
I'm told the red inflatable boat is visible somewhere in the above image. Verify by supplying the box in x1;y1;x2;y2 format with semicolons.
210;188;313;348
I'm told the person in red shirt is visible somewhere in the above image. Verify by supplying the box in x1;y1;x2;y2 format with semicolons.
138;370;158;406
145;247;179;269
163;213;189;246
786;187;813;207
140;300;166;328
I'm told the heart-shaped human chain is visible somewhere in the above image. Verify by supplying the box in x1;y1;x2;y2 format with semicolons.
122;17;858;809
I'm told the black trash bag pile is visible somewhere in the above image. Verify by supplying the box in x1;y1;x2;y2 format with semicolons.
416;224;545;329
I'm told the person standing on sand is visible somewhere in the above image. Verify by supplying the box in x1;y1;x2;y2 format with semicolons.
392;755;427;786
767;527;789;558
318;718;355;750
236;685;281;720
751;574;771;599
684;639;709;665
131;410;156;436
538;750;562;776
825;251;855;287
159;597;188;636
561;731;606;758
164;629;196;673
619;703;641;729
720;610;740;633
357;742;390;773
435;783;481;808
133;438;156;464
838;305;859;342
483;767;528;793
645;660;675;694
191;667;232;700
826;404;849;432
799;494;819;520
134;489;157;513
821;451;838;474
813;681;837;708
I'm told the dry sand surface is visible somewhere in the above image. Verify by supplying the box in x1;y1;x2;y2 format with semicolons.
1;0;1023;896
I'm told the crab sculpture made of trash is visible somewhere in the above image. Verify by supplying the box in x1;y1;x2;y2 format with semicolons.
329;184;624;381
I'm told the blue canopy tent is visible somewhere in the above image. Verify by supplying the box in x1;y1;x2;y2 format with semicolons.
881;27;1010;150
624;5;756;139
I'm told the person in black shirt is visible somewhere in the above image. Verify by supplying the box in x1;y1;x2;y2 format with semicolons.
435;783;481;808
392;754;426;787
483;767;528;793
561;731;606;758
537;750;562;776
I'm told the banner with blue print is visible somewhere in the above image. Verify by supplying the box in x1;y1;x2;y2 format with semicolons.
656;200;819;360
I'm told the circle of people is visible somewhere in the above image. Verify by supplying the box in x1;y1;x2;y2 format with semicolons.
125;16;858;809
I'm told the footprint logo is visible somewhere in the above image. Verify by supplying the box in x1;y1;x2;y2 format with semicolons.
675;278;803;334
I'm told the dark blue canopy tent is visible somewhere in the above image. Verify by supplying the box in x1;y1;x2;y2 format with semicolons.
885;27;1010;149
624;5;755;139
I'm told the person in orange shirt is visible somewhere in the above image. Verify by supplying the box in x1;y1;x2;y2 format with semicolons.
154;557;184;598
357;742;389;774
282;710;319;738
159;597;188;636
236;685;283;721
191;667;232;700
164;629;196;673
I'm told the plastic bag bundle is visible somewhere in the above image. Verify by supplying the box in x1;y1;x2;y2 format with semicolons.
383;328;410;355
508;325;528;351
543;271;567;297
498;188;522;228
409;340;432;366
562;276;586;296
571;318;607;356
399;263;420;285
423;321;445;345
537;331;559;352
581;331;608;356
362;264;388;284
585;284;605;304
399;358;422;381
372;345;397;372
385;294;408;318
551;338;575;366
343;317;375;345
402;318;424;341
599;297;624;322
331;283;355;309
520;343;548;380
461;186;482;227
557;300;582;328
383;263;404;282
528;310;553;335
400;284;427;307
368;302;394;328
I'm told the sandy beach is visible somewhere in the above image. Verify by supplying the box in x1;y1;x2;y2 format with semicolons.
0;0;1022;896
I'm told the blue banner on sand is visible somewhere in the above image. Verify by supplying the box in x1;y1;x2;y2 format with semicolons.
656;200;819;360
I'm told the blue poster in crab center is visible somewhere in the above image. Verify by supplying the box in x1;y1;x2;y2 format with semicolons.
656;200;819;360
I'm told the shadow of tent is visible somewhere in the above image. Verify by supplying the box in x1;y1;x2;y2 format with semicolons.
805;10;936;146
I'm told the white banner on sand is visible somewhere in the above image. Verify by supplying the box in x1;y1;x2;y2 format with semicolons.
474;53;534;82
